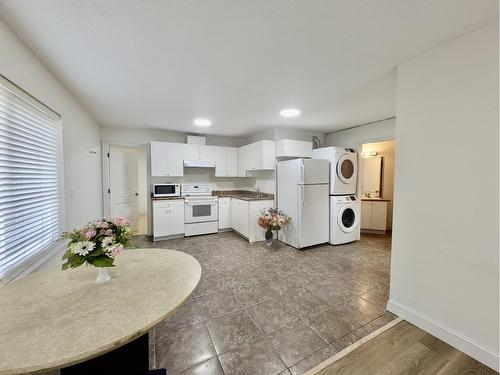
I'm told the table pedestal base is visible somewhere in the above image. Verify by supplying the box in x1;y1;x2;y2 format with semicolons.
61;333;166;375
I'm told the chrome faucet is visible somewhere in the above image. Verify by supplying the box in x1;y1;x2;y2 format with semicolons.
254;187;263;198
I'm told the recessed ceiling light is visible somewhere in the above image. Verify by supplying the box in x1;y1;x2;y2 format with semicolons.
280;108;301;118
193;118;212;127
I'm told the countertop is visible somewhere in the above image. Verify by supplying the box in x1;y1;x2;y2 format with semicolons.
151;190;275;202
152;195;185;201
361;197;392;202
213;190;274;201
0;249;201;375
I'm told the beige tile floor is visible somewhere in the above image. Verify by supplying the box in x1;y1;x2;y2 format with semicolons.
130;232;395;375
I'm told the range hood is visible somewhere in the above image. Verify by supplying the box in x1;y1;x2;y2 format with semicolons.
183;160;215;168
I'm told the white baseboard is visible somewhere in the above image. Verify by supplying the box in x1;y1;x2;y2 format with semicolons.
387;299;499;372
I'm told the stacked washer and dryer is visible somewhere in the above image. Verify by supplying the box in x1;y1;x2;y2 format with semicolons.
312;147;361;245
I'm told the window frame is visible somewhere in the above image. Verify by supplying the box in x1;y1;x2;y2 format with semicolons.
0;74;65;285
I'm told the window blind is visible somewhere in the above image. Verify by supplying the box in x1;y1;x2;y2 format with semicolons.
0;76;62;281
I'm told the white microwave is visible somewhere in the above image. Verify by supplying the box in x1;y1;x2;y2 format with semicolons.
152;183;180;198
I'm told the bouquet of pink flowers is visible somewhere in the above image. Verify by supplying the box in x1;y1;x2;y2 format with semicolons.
61;217;132;270
258;208;291;241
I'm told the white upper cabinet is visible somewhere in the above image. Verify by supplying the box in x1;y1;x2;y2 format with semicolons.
275;140;313;158
199;145;217;163
151;140;274;177
184;144;200;161
213;147;238;177
245;140;275;171
237;145;247;177
226;147;238;177
151;141;184;177
212;146;226;176
150;141;168;177
167;142;185;176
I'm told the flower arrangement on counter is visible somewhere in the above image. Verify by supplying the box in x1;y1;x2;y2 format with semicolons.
61;217;132;270
258;208;292;245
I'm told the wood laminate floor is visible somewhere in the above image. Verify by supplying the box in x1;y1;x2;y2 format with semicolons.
312;320;498;375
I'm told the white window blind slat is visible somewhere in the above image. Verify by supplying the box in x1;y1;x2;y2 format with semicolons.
0;76;62;282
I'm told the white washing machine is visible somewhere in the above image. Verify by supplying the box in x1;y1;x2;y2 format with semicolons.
312;146;357;195
330;195;361;245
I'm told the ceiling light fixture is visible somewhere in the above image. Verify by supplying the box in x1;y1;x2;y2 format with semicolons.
280;108;301;118
193;118;212;127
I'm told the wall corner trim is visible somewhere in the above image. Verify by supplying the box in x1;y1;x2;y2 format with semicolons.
387;299;499;371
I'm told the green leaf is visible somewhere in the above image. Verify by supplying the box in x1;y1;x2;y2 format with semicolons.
87;256;115;267
62;249;73;259
69;257;85;268
88;247;106;257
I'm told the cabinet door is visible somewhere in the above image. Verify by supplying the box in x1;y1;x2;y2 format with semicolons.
218;197;231;229
226;148;238;177
260;140;276;170
296;140;313;158
230;198;239;232
371;202;387;231
360;201;372;229
237;146;247;177
169;200;185;235
150;142;168;177
213;147;227;177
166;143;185;176
153;202;171;237
184;144;200;161
245;142;259;171
200;145;217;163
239;200;249;237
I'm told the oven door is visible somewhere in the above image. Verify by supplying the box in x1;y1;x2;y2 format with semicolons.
184;199;218;223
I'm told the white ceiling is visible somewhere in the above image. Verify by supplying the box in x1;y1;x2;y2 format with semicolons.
0;0;497;136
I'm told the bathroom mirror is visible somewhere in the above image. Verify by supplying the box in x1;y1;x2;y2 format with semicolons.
362;156;382;197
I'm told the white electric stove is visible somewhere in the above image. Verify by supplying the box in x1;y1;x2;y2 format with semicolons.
182;184;219;236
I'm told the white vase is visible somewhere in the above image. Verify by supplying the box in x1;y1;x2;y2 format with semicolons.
95;267;111;284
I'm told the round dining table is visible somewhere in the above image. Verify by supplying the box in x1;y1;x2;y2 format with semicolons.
0;249;201;375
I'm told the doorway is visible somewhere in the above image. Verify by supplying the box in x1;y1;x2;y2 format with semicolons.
359;139;395;233
103;144;148;235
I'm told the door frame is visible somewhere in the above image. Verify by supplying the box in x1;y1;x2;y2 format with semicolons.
101;142;149;222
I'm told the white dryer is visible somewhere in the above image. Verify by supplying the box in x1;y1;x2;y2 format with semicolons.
330;195;360;245
312;146;357;195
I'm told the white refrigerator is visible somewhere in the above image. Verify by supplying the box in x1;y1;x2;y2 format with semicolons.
277;158;330;249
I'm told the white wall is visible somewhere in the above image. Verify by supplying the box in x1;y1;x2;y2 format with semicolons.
361;140;395;228
101;126;245;147
388;21;499;370
246;127;325;146
325;117;395;149
137;146;148;215
0;19;102;230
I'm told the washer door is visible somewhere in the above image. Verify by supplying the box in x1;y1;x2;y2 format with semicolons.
337;203;359;233
336;154;357;184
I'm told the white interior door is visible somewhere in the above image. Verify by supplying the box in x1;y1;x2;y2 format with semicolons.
109;145;139;232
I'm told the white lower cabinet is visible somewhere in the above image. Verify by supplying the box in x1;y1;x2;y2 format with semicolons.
361;200;387;232
229;198;274;242
153;199;185;240
230;198;249;237
218;197;231;230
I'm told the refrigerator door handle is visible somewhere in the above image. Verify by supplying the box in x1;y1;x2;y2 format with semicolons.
300;184;304;206
300;162;305;184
